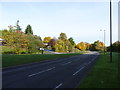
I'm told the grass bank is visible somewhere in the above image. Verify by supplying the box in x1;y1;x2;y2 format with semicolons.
78;52;119;88
2;53;81;68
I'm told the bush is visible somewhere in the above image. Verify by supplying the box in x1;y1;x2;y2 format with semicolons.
1;46;15;54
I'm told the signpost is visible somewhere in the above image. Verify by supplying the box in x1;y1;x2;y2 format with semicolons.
40;48;44;54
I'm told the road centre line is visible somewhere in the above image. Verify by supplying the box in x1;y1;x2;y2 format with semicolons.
73;66;85;76
53;83;63;90
28;67;55;77
61;61;72;65
3;58;66;74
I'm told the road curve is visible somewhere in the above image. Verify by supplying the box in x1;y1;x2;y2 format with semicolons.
2;51;99;89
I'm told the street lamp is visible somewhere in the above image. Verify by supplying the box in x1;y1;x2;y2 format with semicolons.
100;29;106;54
110;0;112;63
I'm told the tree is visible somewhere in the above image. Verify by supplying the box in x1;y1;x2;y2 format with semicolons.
2;28;44;54
90;40;105;51
85;42;91;50
75;42;86;51
54;33;76;53
48;39;56;49
58;33;67;41
8;25;15;32
107;41;120;52
68;37;75;46
95;41;104;51
2;29;29;54
65;40;73;52
43;37;52;43
27;34;43;53
25;25;33;34
16;20;21;31
54;39;65;52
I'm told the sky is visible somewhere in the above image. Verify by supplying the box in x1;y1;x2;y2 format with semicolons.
0;0;118;46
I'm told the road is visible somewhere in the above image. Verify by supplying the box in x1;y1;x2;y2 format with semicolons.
2;51;99;89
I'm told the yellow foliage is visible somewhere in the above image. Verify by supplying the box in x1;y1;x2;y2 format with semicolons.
76;42;86;51
44;37;52;43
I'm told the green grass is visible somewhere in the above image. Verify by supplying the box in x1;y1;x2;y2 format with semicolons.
2;53;81;68
78;52;119;88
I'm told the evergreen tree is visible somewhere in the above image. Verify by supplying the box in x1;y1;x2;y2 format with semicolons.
68;37;75;46
25;25;33;34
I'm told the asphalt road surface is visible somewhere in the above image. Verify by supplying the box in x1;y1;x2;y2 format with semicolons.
2;51;99;89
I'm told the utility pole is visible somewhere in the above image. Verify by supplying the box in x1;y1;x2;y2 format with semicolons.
110;0;112;63
104;30;106;55
100;29;106;55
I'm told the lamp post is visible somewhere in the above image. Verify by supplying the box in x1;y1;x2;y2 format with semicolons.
110;0;112;63
100;29;106;54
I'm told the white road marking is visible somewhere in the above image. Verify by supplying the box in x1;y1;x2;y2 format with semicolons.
53;83;63;90
91;56;98;61
73;66;85;76
46;67;55;71
28;67;55;77
87;61;92;64
61;61;72;65
73;56;98;76
87;56;98;65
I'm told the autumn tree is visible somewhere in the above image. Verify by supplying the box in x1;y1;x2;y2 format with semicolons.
25;25;33;34
65;40;73;52
90;40;105;51
2;29;29;54
43;37;52;43
2;28;43;54
112;41;120;52
85;43;91;50
75;42;86;51
58;33;67;41
48;39;56;49
54;39;65;52
107;41;120;52
54;33;74;52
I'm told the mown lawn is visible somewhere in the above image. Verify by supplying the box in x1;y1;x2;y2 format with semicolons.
2;53;81;68
78;52;119;88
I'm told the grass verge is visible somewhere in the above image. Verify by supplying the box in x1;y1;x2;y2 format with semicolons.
78;52;119;88
2;53;81;68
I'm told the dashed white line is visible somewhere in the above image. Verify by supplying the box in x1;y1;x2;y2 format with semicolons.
87;56;98;65
28;67;55;77
53;83;63;90
73;56;98;76
92;56;98;61
61;61;72;65
46;67;55;71
87;61;92;64
73;66;85;76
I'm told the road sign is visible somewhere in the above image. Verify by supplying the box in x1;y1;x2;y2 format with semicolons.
40;48;44;50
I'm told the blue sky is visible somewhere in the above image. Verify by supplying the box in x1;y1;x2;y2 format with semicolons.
0;1;118;46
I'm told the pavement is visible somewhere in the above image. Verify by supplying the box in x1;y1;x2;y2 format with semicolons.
2;51;99;89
